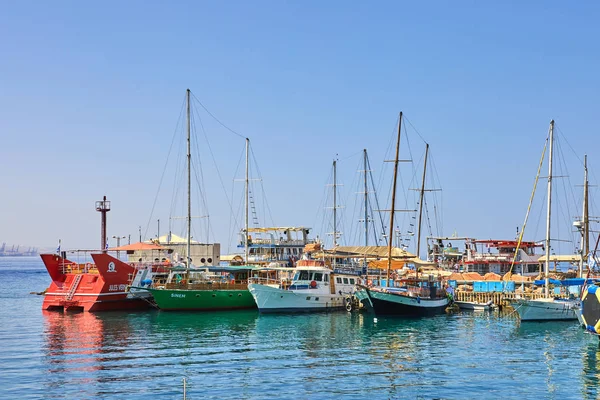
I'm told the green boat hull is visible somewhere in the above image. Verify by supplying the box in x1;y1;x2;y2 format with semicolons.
146;287;257;311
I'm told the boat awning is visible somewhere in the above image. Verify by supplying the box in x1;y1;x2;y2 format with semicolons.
246;227;309;233
533;278;597;286
221;255;244;262
207;265;261;272
537;254;580;263
329;246;416;258
109;242;166;251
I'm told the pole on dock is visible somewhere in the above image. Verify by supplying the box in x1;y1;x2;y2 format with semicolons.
95;196;111;252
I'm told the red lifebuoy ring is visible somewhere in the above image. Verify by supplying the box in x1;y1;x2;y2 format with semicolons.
310;280;317;288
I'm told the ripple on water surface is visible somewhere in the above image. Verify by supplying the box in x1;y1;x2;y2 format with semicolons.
0;259;599;399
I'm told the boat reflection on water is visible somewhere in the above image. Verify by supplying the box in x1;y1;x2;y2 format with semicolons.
44;311;106;363
42;311;134;397
583;337;600;398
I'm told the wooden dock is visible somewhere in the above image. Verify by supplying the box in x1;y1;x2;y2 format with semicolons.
454;290;553;308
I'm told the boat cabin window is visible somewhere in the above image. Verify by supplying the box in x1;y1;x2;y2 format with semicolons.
336;277;342;284
324;274;329;282
349;278;355;284
294;270;310;281
314;272;323;281
343;278;349;284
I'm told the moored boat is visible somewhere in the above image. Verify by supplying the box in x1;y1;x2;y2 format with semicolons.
454;300;495;311
41;196;159;312
137;264;258;311
248;258;359;313
509;121;580;322
41;252;152;312
357;278;449;316
355;112;449;317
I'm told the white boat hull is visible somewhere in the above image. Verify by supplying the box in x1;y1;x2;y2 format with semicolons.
248;283;350;313
455;300;494;311
511;298;578;321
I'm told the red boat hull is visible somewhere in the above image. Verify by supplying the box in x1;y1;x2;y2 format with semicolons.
41;253;152;312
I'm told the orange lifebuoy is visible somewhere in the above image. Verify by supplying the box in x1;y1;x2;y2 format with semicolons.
310;280;317;288
367;280;373;287
181;279;187;285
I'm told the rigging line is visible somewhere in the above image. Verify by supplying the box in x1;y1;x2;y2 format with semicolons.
348;157;363;246
553;137;577;251
144;94;186;241
338;149;363;162
227;146;246;254
554;135;578;212
375;115;400;204
169;130;185;227
191;112;214;243
192;98;244;242
313;166;332;242
507;136;548;276
424;196;434;238
427;151;444;236
190;91;246;140
249;144;276;227
367;154;388;246
403;115;429;145
555;124;584;166
190;107;209;225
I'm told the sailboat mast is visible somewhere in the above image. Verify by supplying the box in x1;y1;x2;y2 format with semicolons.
579;154;589;278
186;89;192;270
387;112;403;287
416;143;429;270
333;159;338;247
364;149;368;267
544;120;554;298
584;154;589;257
245;138;249;265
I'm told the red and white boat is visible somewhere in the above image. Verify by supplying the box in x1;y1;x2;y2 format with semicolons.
40;250;157;312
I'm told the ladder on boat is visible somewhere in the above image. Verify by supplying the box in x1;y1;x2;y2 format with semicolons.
65;274;83;301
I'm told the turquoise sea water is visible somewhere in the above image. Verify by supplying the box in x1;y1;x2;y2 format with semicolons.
1;256;599;399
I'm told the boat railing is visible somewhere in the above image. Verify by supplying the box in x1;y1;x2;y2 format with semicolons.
164;282;249;290
62;263;99;274
248;276;282;286
454;290;570;307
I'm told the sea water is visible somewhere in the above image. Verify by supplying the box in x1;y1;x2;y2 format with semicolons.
0;256;599;399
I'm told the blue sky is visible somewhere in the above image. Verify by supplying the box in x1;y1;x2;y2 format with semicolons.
1;1;599;257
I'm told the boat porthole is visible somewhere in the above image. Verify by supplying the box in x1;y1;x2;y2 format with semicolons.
315;297;319;301
212;294;216;297
238;294;242;297
196;294;200;297
281;295;284;298
229;294;233;297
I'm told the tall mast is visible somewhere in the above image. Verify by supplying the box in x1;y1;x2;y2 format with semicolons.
245;138;249;265
584;154;589;258
364;149;368;267
186;89;191;270
579;154;589;278
544;120;554;298
333;159;338;247
387;112;403;287
416;143;429;269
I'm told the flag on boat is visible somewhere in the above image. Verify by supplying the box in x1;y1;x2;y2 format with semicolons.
589;253;598;270
56;240;61;254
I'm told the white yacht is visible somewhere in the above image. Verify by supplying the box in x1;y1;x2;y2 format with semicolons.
248;259;359;313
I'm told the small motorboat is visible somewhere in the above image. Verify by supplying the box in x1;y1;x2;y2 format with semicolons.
454;299;495;311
